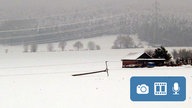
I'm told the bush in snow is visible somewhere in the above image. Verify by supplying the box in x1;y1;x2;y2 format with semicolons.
112;35;135;49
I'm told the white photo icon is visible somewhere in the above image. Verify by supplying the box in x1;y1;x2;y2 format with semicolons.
137;84;149;94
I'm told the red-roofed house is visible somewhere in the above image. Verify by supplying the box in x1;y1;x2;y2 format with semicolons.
121;52;165;68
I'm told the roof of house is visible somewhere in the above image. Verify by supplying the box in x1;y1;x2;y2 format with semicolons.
122;52;150;60
122;52;165;61
137;58;166;61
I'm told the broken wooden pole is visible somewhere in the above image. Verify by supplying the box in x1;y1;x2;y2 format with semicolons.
72;61;109;77
72;70;106;76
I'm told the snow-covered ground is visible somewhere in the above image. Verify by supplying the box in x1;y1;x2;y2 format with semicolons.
0;34;150;53
0;49;191;108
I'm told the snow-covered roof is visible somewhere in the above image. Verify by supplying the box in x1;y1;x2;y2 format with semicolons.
122;52;147;60
137;58;166;61
122;52;166;61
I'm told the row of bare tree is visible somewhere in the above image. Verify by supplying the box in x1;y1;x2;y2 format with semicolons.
23;41;101;52
172;49;192;65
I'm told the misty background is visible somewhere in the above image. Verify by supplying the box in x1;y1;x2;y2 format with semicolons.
0;0;192;46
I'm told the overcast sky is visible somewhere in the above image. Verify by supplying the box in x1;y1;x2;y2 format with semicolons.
0;0;192;20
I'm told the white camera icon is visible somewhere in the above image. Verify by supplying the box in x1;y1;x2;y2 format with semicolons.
137;84;149;94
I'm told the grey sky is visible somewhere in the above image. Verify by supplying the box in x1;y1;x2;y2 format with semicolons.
0;0;192;20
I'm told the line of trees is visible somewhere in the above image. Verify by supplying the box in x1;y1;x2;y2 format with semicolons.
145;47;192;66
23;41;101;52
73;41;101;51
172;49;192;65
23;44;38;52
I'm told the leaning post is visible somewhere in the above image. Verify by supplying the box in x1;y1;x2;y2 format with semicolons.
105;61;109;76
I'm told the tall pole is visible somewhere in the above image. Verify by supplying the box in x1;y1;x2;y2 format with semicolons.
153;0;159;46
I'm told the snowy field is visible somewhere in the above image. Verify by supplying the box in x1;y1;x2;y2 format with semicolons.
0;48;192;108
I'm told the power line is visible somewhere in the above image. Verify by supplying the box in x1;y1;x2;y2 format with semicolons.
0;61;113;77
0;67;113;77
0;61;105;69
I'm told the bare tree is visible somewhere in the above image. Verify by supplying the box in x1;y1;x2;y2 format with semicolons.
30;44;38;52
172;49;179;60
73;41;83;50
23;44;29;52
47;43;54;52
58;41;67;51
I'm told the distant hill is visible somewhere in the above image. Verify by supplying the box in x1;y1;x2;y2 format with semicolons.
0;8;192;47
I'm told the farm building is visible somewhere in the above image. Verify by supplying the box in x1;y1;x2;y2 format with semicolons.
121;52;165;68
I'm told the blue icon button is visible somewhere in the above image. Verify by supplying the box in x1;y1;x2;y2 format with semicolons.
130;76;186;101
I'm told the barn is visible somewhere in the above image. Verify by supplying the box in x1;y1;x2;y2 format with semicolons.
121;52;165;68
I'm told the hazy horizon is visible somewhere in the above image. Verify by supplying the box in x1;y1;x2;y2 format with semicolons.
0;0;192;47
0;0;192;20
